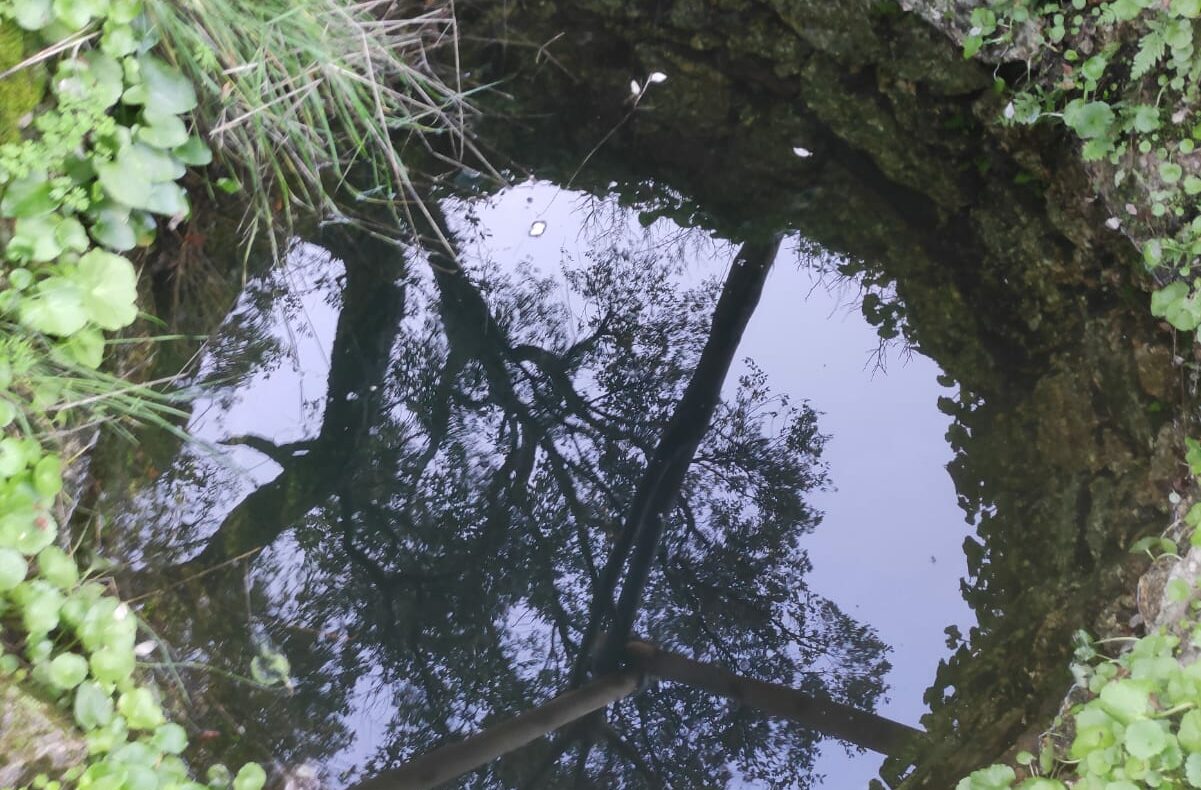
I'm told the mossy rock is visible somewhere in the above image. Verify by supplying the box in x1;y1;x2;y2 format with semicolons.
0;19;46;144
0;674;87;786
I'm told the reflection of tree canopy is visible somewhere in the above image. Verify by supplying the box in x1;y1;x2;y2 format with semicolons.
103;216;890;788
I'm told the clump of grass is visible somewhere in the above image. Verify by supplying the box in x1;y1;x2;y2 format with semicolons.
143;0;479;246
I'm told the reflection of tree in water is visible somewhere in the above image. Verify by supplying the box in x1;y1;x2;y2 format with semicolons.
108;215;890;788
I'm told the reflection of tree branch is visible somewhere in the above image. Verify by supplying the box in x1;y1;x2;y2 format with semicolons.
598;720;665;787
581;236;783;679
338;487;397;628
220;435;313;466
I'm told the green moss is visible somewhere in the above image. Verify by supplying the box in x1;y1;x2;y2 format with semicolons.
0;20;44;144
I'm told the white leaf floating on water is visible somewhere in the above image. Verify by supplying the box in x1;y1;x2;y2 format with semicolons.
529;220;548;237
792;146;813;158
648;72;667;84
630;80;642;96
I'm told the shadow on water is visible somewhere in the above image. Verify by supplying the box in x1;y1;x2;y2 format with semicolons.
74;0;1198;787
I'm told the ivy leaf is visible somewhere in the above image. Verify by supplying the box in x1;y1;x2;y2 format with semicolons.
76;249;139;330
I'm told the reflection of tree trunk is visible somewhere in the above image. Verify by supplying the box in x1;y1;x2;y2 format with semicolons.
583;237;782;675
349;668;644;790
184;230;407;569
625;641;923;757
351;639;920;790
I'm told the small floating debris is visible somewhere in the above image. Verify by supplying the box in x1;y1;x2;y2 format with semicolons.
1105;216;1121;230
529;220;547;237
792;146;813;158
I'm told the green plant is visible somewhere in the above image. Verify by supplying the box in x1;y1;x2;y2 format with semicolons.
142;0;477;247
0;0;266;786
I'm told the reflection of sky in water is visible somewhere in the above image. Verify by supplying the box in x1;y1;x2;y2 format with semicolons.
156;181;973;786
449;181;974;785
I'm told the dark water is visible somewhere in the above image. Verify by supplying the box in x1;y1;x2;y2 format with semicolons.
76;2;1191;787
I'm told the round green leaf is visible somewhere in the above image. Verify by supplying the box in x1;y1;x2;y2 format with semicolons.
1124;718;1168;759
137;112;189;149
89;643;135;684
1;174;58;218
75;249;139;330
130;55;198;115
1064;100;1115;139
60;326;106;369
117;687;164;730
18;277;87;337
1179;709;1201;751
0;437;28;478
12;0;53;30
46;652;88;690
233;764;266;790
143;182;188;217
73;680;114;730
55;216;90;253
37;545;77;589
1100;679;1151;724
153;723;188;755
10;216;65;263
52;0;106;30
90;206;138;252
172;136;212;167
18;580;64;635
0;547;28;591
